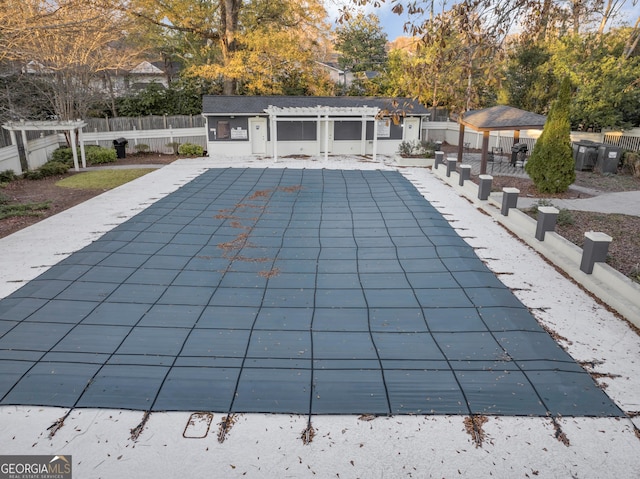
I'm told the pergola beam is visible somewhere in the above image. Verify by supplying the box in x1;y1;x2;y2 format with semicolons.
264;106;380;162
2;120;88;172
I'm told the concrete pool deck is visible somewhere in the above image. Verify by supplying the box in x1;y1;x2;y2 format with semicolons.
1;155;639;478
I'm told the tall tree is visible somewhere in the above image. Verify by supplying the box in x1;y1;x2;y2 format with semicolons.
499;42;557;114
335;12;388;73
1;0;144;121
126;0;331;95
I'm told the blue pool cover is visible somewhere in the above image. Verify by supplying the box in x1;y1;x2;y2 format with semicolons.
0;168;622;416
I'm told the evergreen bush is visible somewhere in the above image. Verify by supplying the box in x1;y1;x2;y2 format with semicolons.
525;77;576;193
0;169;17;183
51;147;74;164
24;161;70;180
178;143;204;157
87;146;117;165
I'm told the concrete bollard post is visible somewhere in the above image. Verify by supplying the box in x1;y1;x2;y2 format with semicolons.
446;158;457;177
535;206;559;241
434;151;445;169
477;175;493;200
580;232;612;274
458;165;472;186
500;187;520;216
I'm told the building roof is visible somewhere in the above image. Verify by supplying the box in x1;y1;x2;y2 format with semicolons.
202;96;431;116
460;105;547;131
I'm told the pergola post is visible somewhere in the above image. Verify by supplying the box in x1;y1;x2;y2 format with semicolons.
70;128;79;171
372;120;378;162
324;114;329;162
20;130;30;170
457;123;465;162
78;127;87;168
480;130;490;175
271;115;278;162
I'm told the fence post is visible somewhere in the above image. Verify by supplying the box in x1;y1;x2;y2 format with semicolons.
434;151;445;168
580;232;612;274
478;175;493;200
501;187;520;216
535;206;559;241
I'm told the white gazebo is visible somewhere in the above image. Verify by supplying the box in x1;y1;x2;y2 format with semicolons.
2;120;87;171
264;106;381;162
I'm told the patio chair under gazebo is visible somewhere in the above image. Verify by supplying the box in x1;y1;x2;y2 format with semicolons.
456;105;547;174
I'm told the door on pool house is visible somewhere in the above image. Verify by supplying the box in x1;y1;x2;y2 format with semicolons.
403;118;420;143
250;118;267;155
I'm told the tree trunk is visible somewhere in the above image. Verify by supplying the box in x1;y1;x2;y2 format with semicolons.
221;0;240;95
623;17;640;60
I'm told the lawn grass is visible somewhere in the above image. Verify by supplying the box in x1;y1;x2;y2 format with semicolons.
56;169;155;190
0;201;51;220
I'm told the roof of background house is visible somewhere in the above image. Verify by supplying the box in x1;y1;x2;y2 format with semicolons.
202;96;431;116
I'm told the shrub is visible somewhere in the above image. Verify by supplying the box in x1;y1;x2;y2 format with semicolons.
398;141;414;156
51;147;74;165
178;142;204;157
0;169;17;183
0;192;9;205
166;142;180;154
134;143;150;154
622;151;640;177
525;77;576;193
24;161;70;180
86;146;117;165
398;140;433;157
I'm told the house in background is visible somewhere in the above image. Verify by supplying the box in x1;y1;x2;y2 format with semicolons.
202;96;430;159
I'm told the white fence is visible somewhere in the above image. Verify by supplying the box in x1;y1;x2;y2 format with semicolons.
0;134;60;174
81;127;206;155
0;144;21;173
1;121;638;175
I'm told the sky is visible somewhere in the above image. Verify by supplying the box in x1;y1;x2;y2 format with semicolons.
325;0;640;42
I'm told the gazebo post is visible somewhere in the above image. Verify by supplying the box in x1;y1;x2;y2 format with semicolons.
480;130;490;175
457;123;465;162
514;130;521;145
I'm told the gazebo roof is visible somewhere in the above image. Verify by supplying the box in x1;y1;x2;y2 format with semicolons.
460;105;546;131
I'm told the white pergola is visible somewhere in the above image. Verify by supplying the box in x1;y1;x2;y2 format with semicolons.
264;106;381;162
2;120;88;171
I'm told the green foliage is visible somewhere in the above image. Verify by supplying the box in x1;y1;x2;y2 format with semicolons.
0;170;17;183
51;147;74;164
499;43;556;114
86;146;117;165
0;201;51;220
398;140;435;158
335;13;388;73
116;78;213;117
134;143;150;154
23;161;70;180
525;77;576;193
178;142;204;157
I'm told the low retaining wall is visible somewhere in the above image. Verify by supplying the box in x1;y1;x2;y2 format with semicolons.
431;161;640;327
